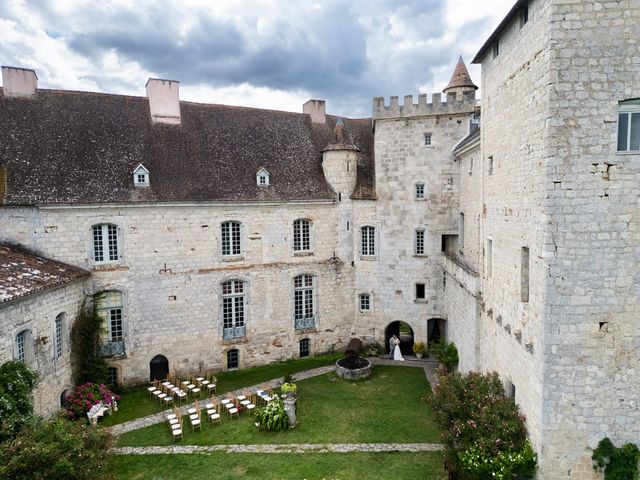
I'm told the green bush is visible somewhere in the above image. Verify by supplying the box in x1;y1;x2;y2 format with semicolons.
592;437;640;480
439;342;459;370
0;361;37;442
64;382;120;420
254;397;289;432
427;371;536;478
0;417;114;480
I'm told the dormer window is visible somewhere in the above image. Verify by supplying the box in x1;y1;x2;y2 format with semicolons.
256;168;270;186
133;164;150;187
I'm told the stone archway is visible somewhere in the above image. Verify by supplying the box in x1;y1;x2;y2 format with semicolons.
384;321;415;356
149;354;169;381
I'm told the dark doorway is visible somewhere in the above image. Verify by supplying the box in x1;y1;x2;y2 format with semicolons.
384;321;415;356
149;354;169;381
427;318;446;345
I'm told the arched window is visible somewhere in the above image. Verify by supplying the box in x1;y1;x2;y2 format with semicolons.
94;291;125;356
221;221;242;257
222;280;246;340
227;349;239;370
299;338;310;358
60;389;70;408
293;219;312;252
54;312;66;359
92;223;119;263
15;329;32;365
294;274;316;330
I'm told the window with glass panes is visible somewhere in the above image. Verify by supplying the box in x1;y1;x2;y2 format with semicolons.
294;274;315;321
55;313;64;358
227;349;239;369
92;224;118;263
107;367;118;386
618;100;640;152
16;330;26;362
95;291;124;342
222;280;245;330
415;229;425;255
361;226;376;256
359;293;370;311
299;338;310;358
415;183;425;199
221;221;241;256
293;219;311;251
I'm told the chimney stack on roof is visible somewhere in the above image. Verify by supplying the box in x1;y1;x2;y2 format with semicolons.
1;66;38;98
303;99;326;124
146;78;181;125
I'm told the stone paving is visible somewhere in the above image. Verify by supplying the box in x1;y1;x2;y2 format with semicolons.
110;358;443;455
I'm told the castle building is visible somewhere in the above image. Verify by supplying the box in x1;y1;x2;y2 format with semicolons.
1;1;638;478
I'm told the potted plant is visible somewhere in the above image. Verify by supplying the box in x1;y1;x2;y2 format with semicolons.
412;342;425;359
439;342;459;372
281;373;297;399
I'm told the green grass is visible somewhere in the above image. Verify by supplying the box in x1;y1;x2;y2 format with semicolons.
112;451;447;479
101;353;342;427
117;366;440;446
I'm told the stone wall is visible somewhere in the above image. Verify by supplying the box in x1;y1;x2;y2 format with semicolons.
0;281;85;416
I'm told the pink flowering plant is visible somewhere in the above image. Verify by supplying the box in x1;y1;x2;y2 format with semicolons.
64;382;119;420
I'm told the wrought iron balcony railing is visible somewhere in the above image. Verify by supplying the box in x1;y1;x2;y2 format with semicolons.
99;340;125;357
223;325;246;340
295;316;316;330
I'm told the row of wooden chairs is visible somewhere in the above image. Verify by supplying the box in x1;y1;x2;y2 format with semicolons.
166;405;183;441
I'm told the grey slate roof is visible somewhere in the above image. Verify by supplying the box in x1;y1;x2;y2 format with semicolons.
0;89;375;204
0;243;89;304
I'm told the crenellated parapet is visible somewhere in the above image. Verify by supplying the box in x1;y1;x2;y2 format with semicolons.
372;90;476;121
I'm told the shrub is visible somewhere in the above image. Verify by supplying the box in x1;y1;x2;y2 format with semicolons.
427;371;536;478
412;342;425;354
281;383;297;395
0;361;37;442
592;437;640;480
254;397;289;432
439;342;459;370
70;307;108;386
0;416;114;480
64;382;119;420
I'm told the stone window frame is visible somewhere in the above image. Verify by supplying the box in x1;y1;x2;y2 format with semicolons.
360;225;377;259
299;338;310;358
415;182;426;200
220;220;244;261
415;229;426;256
221;278;248;341
415;283;427;302
54;312;66;359
424;132;433;147
15;328;33;365
293;273;317;331
226;348;240;370
617;99;640;153
91;223;122;266
95;290;125;344
358;293;372;313
293;218;314;255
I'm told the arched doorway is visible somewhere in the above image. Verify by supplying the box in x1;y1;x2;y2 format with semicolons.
427;318;446;346
149;355;169;381
385;321;415;356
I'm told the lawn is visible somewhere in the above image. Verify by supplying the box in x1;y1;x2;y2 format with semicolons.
112;451;447;480
117;365;440;446
101;352;342;427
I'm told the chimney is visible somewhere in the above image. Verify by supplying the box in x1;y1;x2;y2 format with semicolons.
145;78;181;125
1;66;38;98
303;99;326;124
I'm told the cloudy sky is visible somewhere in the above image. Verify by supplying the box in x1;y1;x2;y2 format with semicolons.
0;0;514;117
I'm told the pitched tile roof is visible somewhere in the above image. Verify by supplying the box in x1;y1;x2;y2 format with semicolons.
0;243;89;304
0;89;375;204
444;56;478;92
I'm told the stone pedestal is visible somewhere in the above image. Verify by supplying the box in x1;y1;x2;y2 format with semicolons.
284;396;297;428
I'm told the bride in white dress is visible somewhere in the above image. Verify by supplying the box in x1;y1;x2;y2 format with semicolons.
391;335;404;361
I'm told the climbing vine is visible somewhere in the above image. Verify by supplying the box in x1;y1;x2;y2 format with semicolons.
70;304;108;386
592;437;640;480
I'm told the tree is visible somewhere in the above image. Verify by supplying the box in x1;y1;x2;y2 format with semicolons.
0;361;37;442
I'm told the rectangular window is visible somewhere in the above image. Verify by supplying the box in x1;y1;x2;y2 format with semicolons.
618;110;640;152
361;226;376;256
458;213;465;249
299;338;310;358
293;219;311;252
415;283;426;300
493;39;500;58
415;183;425;200
294;274;315;329
486;239;493;278
95;291;124;344
137;174;146;183
468;157;473;175
227;349;239;370
221;221;241;256
93;224;118;263
520;3;529;27
415;230;425;256
107;367;118;386
55;314;64;358
488;156;494;175
359;294;370;311
16;331;26;362
521;247;530;302
424;133;432;146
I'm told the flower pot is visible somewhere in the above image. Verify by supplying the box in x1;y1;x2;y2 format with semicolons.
416;352;424;359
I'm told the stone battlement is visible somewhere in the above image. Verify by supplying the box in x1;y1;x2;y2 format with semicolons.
372;91;476;120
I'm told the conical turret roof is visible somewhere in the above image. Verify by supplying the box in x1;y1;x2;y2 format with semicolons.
443;55;478;93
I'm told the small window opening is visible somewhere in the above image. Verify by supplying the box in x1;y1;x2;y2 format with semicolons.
424;133;432;146
488;156;494;175
520;3;529;27
227;349;239;370
107;366;118;387
415;283;426;300
493;39;500;58
299;338;310;358
520;246;530;302
415;183;425;200
359;293;371;311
